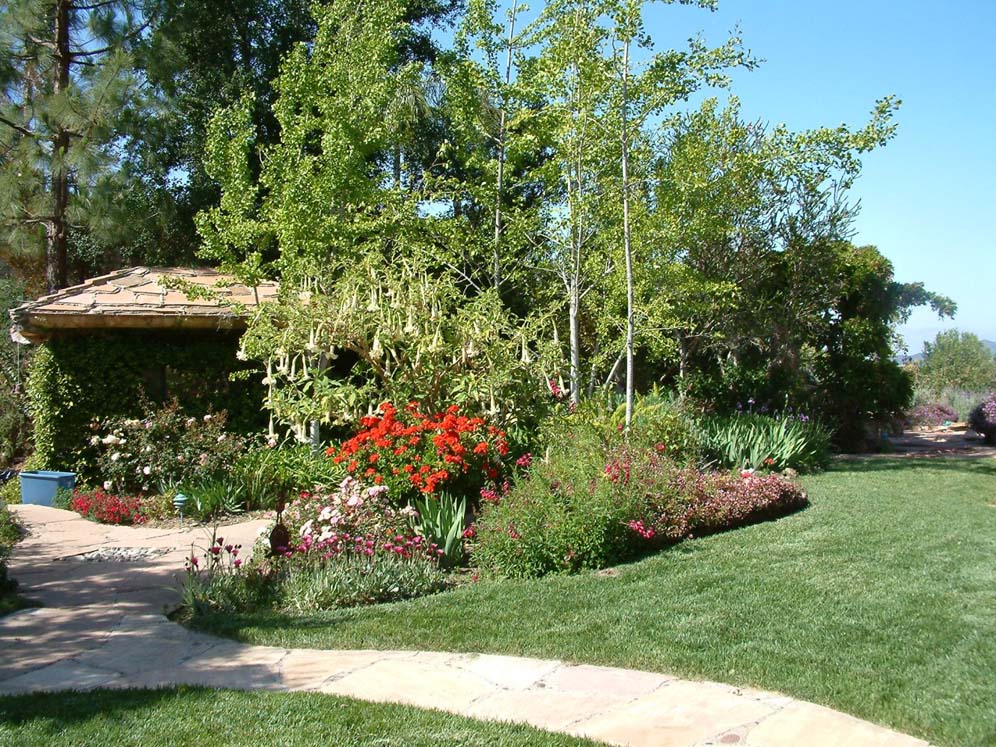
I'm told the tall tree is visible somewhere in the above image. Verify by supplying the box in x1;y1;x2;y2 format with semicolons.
0;0;154;291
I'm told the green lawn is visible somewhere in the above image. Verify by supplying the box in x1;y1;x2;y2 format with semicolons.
0;687;604;746
190;459;996;747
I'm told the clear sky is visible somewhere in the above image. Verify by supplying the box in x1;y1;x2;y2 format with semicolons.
638;0;996;354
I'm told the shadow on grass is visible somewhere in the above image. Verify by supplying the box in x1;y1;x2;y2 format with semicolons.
0;687;191;728
831;456;996;476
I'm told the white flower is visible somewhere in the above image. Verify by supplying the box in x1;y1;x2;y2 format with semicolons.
101;434;121;446
203;415;212;422
110;452;120;462
318;506;333;522
142;465;152;475
103;480;113;490
236;349;248;361
89;436;101;446
266;437;277;448
399;504;418;518
300;520;314;537
217;434;226;442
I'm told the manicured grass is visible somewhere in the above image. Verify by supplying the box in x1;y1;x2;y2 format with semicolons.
0;687;605;746
190;459;996;747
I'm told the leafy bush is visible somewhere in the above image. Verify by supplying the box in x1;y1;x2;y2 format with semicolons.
327;402;509;505
472;445;650;578
699;413;831;472
906;403;959;428
539;392;701;465
69;488;146;525
231;442;345;509
93;400;245;494
26;333;263;481
912;386;985;422
0;503;19;600
642;468;809;541
968;394;996;445
473;444;808;579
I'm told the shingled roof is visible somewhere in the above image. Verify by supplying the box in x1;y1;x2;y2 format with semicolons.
10;266;279;343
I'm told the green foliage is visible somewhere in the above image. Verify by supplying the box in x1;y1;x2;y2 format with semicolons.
0;279;32;466
231;443;345;509
412;493;467;567
472;445;646;578
911;385;985;422
279;555;448;613
0;0;156;288
180;477;245;521
25;332;263;482
916;330;996;394
94;401;245;495
0;502;19;602
698;413;832;473
539;390;702;465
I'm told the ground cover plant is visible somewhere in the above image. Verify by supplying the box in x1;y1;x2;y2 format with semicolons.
188;459;996;747
0;687;607;747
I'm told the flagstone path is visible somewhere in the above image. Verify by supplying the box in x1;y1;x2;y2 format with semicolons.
0;504;928;747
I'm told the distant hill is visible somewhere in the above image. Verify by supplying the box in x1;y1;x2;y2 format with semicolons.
900;339;996;364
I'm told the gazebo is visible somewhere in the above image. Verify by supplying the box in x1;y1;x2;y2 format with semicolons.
9;267;279;477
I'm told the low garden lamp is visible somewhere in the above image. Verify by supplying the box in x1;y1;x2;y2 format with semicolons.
173;492;188;521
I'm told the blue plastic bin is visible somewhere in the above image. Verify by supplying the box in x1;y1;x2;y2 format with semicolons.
20;471;76;506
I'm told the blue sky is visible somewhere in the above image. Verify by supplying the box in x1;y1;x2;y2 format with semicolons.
639;0;996;353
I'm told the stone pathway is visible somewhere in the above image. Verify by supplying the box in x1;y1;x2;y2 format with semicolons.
0;505;929;747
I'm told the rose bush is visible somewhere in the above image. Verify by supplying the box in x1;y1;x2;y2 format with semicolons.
92;400;245;494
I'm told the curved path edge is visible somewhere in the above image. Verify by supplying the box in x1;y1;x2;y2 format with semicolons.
0;505;928;747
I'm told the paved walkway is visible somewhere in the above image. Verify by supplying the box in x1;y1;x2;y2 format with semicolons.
0;505;928;747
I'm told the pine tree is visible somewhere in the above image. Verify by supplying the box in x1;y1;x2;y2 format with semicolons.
0;0;153;291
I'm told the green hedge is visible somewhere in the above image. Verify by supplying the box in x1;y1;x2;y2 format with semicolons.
27;331;265;482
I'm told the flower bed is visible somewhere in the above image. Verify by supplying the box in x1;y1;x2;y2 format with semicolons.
68;487;146;525
472;444;807;578
327;402;508;504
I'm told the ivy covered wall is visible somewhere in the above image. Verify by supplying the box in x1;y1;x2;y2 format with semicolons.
26;330;265;481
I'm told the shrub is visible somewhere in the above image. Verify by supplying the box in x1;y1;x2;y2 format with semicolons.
906;403;959;428
699;412;831;473
473;444;808;579
69;488;146;525
179;477;245;521
912;386;986;422
472;444;651;578
642;468;809;541
327;402;509;505
0;503;19;600
93;400;245;495
539;392;702;466
231;441;345;509
968;394;996;445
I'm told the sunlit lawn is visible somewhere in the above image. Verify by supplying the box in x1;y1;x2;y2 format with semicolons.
190;458;996;747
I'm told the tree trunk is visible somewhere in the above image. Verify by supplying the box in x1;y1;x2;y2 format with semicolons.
47;0;72;292
569;282;581;405
492;2;518;291
621;35;634;431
